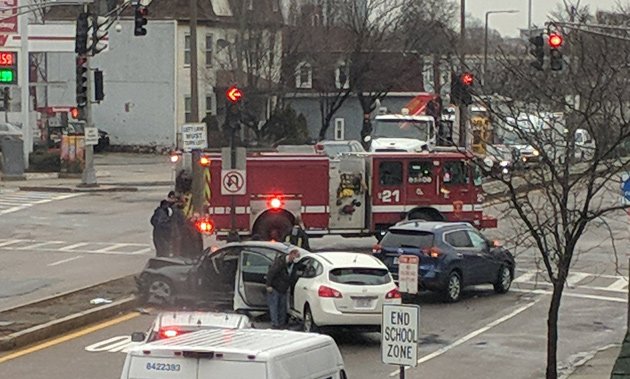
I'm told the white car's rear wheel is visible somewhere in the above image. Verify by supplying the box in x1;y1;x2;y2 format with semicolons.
303;305;319;333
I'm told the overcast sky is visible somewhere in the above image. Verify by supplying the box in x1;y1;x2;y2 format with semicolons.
468;0;623;37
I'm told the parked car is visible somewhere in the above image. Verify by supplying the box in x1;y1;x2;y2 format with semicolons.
130;311;252;343
373;221;515;302
315;140;365;158
290;251;401;333
481;144;516;176
136;241;310;313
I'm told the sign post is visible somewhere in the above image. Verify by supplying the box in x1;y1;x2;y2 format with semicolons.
382;304;420;379
181;123;207;152
398;255;419;295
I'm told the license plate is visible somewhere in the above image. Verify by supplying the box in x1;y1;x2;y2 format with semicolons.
355;298;372;308
393;257;399;265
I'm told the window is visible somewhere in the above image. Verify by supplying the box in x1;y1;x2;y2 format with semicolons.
444;230;473;248
467;230;488;251
442;161;469;185
184;96;191;123
335;62;350;89
295;62;312;89
242;251;272;274
184;34;190;65
329;268;391;285
205;34;213;66
408;161;433;184
298;257;323;278
379;161;403;186
381;231;434;250
334;118;345;140
205;95;213;118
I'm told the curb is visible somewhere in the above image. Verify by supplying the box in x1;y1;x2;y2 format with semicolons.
18;185;139;193
0;295;138;352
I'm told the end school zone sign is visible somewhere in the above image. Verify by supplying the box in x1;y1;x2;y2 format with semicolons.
382;304;420;367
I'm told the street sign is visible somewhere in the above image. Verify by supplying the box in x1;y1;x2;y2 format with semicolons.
622;172;630;205
382;304;419;367
181;123;207;152
84;126;98;145
398;255;419;294
221;169;246;195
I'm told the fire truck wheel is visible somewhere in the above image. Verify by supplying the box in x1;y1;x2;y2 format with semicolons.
254;213;293;241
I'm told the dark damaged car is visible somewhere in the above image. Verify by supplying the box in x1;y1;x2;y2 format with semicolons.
136;241;309;313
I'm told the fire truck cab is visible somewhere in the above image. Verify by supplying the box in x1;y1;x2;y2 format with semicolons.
206;150;497;240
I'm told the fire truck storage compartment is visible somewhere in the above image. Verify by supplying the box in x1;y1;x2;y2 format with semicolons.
328;155;367;230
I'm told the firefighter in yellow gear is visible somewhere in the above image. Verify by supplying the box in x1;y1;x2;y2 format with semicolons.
284;217;310;250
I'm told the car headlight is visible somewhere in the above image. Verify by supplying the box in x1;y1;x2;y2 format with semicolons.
532;149;540;156
499;160;509;167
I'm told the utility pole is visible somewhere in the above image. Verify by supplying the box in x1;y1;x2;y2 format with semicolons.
458;0;467;149
80;2;97;187
19;4;30;169
189;0;205;215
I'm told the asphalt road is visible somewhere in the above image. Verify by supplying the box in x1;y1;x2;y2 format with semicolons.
0;280;624;379
0;182;627;378
0;187;169;310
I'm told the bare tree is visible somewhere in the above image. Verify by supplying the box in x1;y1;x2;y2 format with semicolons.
477;7;630;378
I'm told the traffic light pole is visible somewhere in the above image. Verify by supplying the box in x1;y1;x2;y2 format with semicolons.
459;0;468;150
80;3;97;187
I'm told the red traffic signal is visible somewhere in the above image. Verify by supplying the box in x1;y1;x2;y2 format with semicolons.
460;72;474;86
226;86;243;103
70;107;79;119
548;33;563;48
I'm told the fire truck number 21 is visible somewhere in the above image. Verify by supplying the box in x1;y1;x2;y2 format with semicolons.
379;189;400;203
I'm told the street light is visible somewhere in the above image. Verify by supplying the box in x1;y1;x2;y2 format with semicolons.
484;9;519;85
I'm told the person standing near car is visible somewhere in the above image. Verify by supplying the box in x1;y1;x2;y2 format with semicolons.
150;199;174;257
266;249;300;329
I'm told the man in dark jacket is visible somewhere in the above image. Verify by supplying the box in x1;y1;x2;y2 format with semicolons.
266;249;300;328
150;200;173;257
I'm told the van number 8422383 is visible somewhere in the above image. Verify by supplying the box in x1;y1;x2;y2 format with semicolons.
146;363;181;372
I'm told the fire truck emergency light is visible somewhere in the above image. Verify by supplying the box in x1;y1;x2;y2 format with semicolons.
169;154;179;164
199;156;211;167
195;218;215;234
269;197;283;210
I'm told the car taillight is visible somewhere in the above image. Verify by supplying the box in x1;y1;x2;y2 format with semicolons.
386;287;401;299
159;328;182;339
372;244;382;254
422;246;441;258
318;285;342;298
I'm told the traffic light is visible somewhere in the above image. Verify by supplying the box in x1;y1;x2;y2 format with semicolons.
450;73;473;106
226;85;243;129
94;69;104;102
134;6;148;36
548;33;563;71
88;15;109;56
529;34;544;71
75;56;88;120
75;12;90;55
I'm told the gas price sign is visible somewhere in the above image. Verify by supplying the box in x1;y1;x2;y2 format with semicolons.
0;52;17;85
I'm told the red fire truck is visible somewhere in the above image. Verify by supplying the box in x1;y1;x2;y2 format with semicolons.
203;150;497;240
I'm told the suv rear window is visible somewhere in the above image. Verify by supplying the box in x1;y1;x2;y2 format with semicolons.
329;268;391;285
381;230;434;249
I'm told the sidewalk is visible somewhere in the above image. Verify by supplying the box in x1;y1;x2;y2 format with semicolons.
0;152;174;192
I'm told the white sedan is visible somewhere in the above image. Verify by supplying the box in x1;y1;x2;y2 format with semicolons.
290;251;402;333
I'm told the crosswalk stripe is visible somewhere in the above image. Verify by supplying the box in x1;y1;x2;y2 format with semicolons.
0;191;84;215
0;239;153;256
607;277;628;291
566;272;590;287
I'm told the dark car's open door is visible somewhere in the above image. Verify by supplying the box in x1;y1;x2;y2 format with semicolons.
235;247;281;311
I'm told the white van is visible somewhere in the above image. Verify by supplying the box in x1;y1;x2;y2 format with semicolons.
120;328;347;379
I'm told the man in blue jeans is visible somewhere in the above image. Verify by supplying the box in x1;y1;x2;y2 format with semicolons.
266;249;300;329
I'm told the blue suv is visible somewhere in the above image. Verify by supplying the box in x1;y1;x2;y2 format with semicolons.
373;221;515;302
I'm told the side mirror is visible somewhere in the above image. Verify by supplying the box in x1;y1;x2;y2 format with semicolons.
131;332;146;342
363;135;372;143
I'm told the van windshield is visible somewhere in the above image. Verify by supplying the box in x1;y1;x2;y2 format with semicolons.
373;119;433;140
329;268;391;285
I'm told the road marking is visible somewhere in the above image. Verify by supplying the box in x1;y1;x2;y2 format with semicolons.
511;288;627;303
85;336;134;353
47;255;83;266
513;270;539;284
566;272;590;288
15;241;66;250
389;300;539;377
0;239;23;247
607;277;629;292
93;243;130;253
0;312;140;364
0;192;83;215
58;242;90;251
